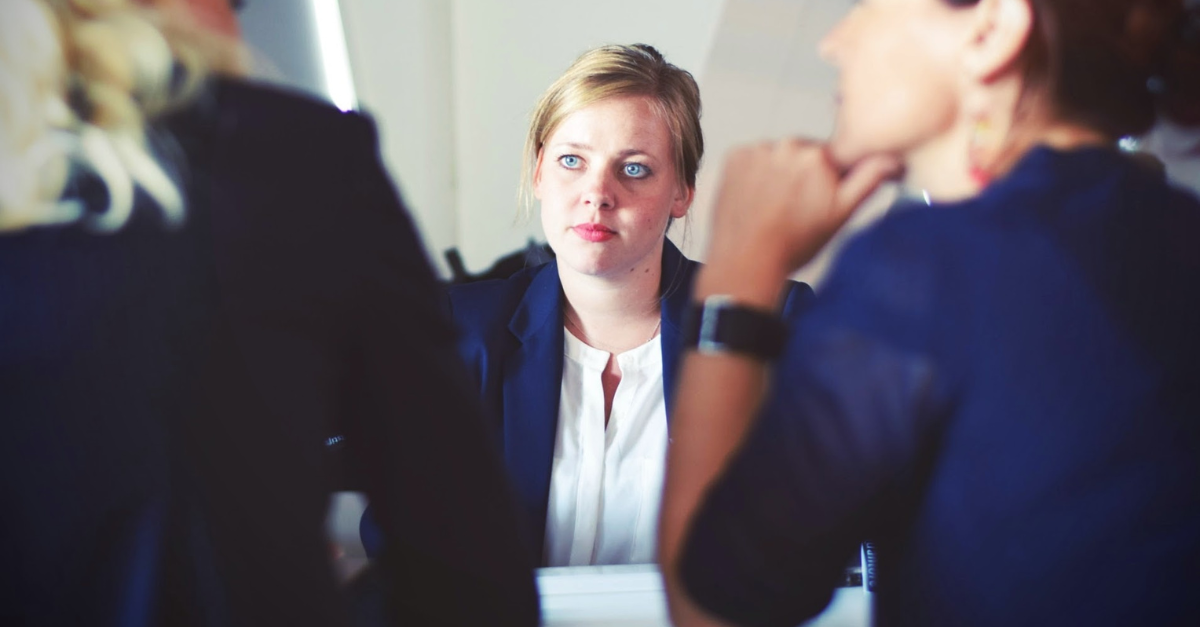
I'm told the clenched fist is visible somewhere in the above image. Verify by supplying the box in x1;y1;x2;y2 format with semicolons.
705;140;900;289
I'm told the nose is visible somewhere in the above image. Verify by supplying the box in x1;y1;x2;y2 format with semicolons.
818;17;846;64
581;167;616;209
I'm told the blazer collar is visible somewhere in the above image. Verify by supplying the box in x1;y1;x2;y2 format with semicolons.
506;241;695;342
659;239;697;417
507;259;564;341
502;261;565;564
499;242;697;563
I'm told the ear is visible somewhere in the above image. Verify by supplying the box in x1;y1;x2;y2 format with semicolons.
670;185;695;219
962;0;1033;83
532;149;546;201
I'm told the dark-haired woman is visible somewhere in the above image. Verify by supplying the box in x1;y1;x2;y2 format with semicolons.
660;1;1200;625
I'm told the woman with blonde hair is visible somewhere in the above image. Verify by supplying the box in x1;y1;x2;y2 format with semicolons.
443;43;811;567
660;0;1200;625
0;1;538;625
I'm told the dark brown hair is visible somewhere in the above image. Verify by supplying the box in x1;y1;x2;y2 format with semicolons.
948;0;1200;135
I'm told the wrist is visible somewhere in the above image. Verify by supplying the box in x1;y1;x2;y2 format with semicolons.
694;259;790;311
683;294;788;360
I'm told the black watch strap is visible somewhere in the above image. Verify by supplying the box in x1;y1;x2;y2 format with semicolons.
682;295;787;360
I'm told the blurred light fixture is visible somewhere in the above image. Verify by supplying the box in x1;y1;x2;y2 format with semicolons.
310;0;358;111
1118;136;1141;152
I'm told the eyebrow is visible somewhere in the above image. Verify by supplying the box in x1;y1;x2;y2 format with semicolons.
548;142;656;160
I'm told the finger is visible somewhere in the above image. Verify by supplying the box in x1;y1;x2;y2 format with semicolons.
835;154;902;212
782;137;820;150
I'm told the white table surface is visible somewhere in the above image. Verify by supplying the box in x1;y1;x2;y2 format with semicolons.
537;564;869;627
329;495;870;626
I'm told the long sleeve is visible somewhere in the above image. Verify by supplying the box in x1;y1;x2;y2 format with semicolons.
678;213;948;627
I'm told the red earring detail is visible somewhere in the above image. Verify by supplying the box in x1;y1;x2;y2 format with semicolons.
967;119;995;188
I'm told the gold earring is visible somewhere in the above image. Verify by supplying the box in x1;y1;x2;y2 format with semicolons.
967;117;995;187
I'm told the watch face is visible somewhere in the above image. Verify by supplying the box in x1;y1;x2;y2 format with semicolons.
696;296;734;355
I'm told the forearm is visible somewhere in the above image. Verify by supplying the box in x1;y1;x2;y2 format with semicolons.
659;139;895;625
660;354;768;626
659;263;790;626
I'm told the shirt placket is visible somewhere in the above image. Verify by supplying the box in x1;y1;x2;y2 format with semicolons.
568;353;607;565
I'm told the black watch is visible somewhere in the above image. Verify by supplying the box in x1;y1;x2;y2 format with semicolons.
682;295;787;360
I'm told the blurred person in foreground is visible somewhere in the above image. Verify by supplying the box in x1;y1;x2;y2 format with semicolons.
0;1;539;626
659;0;1200;626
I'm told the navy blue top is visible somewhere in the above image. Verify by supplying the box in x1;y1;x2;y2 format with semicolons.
680;146;1200;627
0;80;539;627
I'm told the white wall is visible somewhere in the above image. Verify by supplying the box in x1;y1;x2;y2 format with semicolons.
245;0;1197;284
321;0;869;280
338;0;456;270
238;1;327;99
233;0;889;285
339;0;726;276
336;0;868;282
448;0;726;273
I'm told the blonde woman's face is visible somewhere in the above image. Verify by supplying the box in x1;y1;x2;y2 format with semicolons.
535;95;692;279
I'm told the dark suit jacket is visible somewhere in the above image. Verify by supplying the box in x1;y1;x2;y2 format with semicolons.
0;79;538;627
447;240;814;564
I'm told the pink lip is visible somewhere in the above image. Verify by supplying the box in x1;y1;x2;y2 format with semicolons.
572;223;616;242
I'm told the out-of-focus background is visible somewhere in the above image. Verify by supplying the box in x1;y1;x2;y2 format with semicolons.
241;0;1199;286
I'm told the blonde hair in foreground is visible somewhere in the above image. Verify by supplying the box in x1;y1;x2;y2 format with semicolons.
520;43;704;218
0;0;240;233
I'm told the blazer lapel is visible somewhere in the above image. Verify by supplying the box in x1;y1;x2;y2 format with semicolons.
659;240;698;423
503;261;565;562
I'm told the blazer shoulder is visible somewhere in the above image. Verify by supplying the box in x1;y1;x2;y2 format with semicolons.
188;78;378;157
448;263;550;339
218;78;365;123
669;247;812;322
781;279;816;319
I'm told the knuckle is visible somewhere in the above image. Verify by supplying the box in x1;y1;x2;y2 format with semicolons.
728;144;754;163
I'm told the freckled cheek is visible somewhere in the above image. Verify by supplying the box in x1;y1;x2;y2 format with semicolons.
625;206;667;236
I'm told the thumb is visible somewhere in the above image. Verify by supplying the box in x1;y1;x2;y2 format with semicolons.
835;154;902;214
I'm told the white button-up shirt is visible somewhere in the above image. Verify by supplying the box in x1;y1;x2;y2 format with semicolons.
543;328;668;567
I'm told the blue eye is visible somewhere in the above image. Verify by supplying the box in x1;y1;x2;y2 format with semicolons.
623;163;649;178
559;155;582;169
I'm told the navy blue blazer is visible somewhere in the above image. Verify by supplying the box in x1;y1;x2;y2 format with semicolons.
680;147;1200;626
447;240;814;564
1;79;539;627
